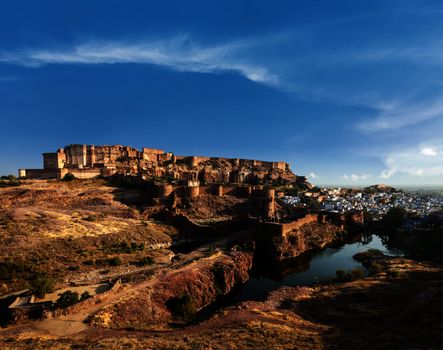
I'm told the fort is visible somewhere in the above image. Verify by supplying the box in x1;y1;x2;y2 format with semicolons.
18;144;311;221
19;144;296;183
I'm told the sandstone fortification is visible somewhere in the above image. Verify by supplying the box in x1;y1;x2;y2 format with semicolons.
19;144;314;221
20;144;297;183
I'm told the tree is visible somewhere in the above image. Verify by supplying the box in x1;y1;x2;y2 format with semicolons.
363;210;374;223
426;213;442;229
30;273;55;298
57;291;79;308
301;196;320;210
383;207;407;228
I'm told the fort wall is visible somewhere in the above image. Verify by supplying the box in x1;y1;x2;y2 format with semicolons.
194;185;250;198
261;213;340;236
22;169;61;179
67;169;102;179
272;161;287;170
280;214;319;235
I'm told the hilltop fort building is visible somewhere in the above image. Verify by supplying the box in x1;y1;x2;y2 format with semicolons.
19;144;310;221
19;144;297;183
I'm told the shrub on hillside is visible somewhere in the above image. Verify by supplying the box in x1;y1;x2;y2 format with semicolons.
368;262;383;276
134;256;155;266
83;215;98;222
0;175;16;181
0;180;21;187
336;268;366;282
107;257;122;266
61;173;76;181
30;273;55;298
57;291;79;308
388;269;408;279
80;291;91;301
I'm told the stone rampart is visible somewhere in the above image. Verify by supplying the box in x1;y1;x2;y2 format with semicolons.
258;213;345;261
68;169;102;179
23;169;61;179
262;213;320;236
281;214;319;235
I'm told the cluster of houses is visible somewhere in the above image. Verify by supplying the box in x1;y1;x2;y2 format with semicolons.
282;187;443;220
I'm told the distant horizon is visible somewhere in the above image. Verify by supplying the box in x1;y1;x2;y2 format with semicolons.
1;142;443;187
313;183;443;189
0;1;442;186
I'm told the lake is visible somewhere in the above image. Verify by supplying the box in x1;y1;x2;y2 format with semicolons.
233;234;402;302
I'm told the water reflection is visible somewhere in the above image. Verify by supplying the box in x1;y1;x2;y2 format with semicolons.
235;234;401;302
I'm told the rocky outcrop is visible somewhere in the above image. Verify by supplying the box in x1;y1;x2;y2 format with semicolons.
91;250;253;329
254;211;365;261
259;220;343;261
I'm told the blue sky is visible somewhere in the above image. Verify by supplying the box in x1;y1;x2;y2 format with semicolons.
0;0;442;185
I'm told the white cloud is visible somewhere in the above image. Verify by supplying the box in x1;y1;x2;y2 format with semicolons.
379;168;396;179
0;36;279;86
308;172;318;179
342;173;372;182
420;147;437;156
379;141;443;179
1;32;441;101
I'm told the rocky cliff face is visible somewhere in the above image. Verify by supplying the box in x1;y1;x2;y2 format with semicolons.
260;222;343;261
91;250;253;329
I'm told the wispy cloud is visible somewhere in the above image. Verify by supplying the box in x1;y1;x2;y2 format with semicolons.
0;31;441;98
308;172;318;179
322;43;443;66
0;36;279;86
379;141;443;179
356;97;443;132
1;31;442;128
342;173;372;182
